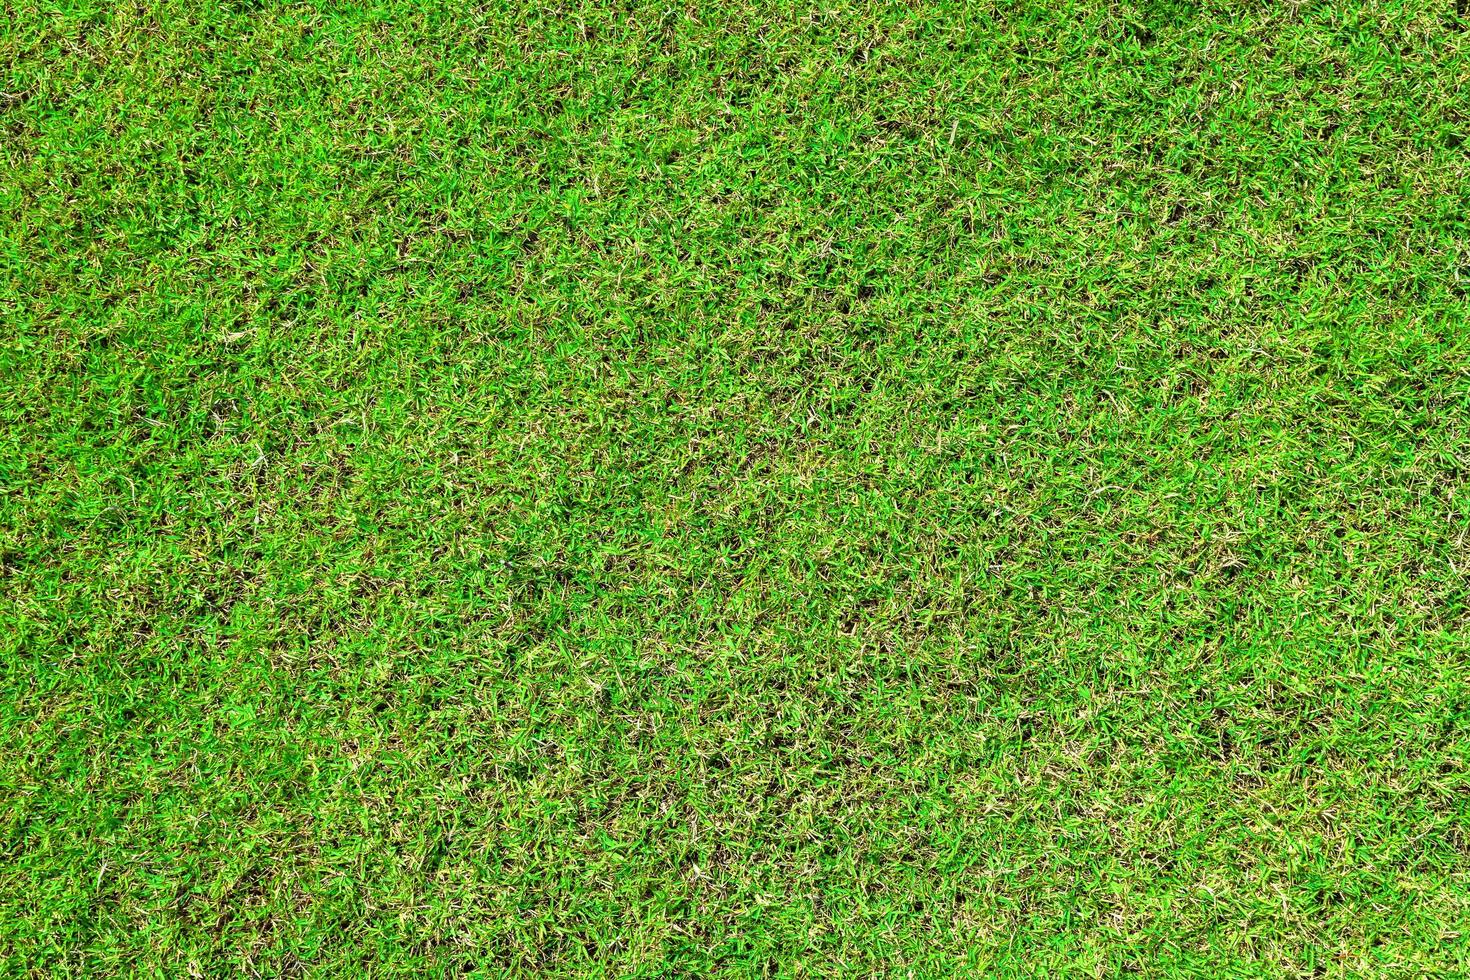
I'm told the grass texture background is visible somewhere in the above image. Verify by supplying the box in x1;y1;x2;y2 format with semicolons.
3;0;1470;975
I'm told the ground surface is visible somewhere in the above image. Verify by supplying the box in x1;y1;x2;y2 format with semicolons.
3;1;1470;976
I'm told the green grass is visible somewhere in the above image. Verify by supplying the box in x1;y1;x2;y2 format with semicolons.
3;0;1470;975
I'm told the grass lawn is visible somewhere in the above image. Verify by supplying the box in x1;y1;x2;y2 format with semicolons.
4;0;1470;975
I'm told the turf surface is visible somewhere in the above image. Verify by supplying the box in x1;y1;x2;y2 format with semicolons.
4;0;1470;975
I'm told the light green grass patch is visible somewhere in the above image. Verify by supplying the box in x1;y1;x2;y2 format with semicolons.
3;0;1469;975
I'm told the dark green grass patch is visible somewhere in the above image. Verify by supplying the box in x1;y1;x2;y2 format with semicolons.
3;0;1470;975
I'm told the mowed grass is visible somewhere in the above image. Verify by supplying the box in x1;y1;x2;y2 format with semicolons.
3;0;1470;975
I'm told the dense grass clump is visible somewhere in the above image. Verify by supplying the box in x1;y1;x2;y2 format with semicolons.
3;0;1470;975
